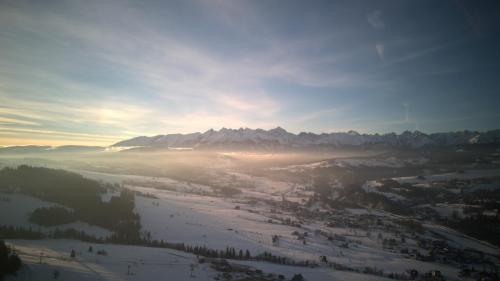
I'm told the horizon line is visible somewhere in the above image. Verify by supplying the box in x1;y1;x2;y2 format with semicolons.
2;127;499;148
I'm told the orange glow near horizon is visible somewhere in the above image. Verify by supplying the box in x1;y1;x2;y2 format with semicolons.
0;136;114;147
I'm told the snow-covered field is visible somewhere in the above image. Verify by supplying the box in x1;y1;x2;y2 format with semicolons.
362;181;406;201
0;193;110;238
424;224;500;256
270;157;428;172
5;239;217;281
4;239;395;281
2;164;500;281
363;169;500;201
77;171;471;280
270;160;333;172
393;169;500;184
332;157;427;168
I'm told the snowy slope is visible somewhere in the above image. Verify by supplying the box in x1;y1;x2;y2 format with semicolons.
0;193;110;238
5;239;217;281
5;239;397;281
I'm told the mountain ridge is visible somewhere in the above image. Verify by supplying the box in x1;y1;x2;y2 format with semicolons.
113;127;500;149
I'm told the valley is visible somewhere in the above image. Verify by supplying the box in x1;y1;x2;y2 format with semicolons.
1;141;499;281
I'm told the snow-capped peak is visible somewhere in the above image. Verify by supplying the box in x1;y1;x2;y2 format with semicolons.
112;128;500;149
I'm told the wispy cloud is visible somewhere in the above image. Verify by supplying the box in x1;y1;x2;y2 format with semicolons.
0;126;124;142
0;117;39;126
367;10;385;29
0;1;497;144
375;43;385;61
385;44;447;66
1;0;367;143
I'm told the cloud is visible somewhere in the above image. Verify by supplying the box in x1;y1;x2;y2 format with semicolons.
382;40;460;66
1;0;360;140
157;110;279;133
5;0;474;144
0;116;39;126
375;43;384;61
367;10;385;29
0;126;124;142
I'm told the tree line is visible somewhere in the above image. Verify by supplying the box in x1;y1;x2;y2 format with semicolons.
0;240;21;280
0;166;141;240
0;225;315;268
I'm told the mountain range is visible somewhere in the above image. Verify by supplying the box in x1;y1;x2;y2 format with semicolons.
112;127;500;150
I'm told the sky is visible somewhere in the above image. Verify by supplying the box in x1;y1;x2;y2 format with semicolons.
0;0;499;146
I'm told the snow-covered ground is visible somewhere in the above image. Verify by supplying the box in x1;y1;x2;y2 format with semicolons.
221;171;307;202
425;224;500;256
4;239;395;281
362;181;406;201
270;160;333;172
123;173;498;262
333;157;427;168
3;166;500;281
393;169;500;184
419;203;471;219
79;171;466;280
362;169;500;202
5;239;217;281
0;193;110;238
270;157;428;172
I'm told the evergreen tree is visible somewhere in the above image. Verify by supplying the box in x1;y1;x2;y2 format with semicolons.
0;240;22;277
